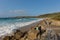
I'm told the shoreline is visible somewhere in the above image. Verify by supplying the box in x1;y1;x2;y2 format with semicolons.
0;19;43;40
19;20;40;32
1;18;60;40
13;18;44;32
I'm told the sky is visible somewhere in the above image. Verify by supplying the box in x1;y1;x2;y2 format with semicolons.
0;0;60;17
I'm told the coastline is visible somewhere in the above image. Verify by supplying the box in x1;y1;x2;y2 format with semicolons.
19;19;44;32
1;18;59;40
0;18;43;40
19;20;40;32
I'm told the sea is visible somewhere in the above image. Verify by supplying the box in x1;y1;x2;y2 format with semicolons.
0;18;43;37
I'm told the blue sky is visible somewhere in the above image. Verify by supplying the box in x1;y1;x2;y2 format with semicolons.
0;0;60;17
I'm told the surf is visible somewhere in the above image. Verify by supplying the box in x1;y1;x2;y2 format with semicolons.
0;18;43;37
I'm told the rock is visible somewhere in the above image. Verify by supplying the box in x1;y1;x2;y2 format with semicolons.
41;28;58;40
3;29;23;40
2;25;47;40
3;36;10;40
22;25;46;40
2;27;58;40
2;19;59;40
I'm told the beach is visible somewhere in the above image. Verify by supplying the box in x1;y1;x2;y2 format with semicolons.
0;18;43;40
0;18;60;40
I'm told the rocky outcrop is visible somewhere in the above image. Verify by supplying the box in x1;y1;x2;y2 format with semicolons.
2;19;59;40
2;26;46;40
2;26;58;40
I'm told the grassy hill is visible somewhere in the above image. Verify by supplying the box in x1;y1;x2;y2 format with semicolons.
14;12;60;20
37;12;60;20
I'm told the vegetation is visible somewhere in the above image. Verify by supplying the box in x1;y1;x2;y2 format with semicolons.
37;12;60;20
6;12;60;20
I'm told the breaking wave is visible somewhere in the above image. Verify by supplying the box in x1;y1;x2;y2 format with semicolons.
0;18;43;37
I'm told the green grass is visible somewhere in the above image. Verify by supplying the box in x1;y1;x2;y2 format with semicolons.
37;12;60;20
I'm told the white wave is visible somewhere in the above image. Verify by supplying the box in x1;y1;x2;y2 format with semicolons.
17;19;22;21
18;18;43;27
0;18;44;37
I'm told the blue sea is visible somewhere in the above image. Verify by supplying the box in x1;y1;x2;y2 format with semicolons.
0;18;43;37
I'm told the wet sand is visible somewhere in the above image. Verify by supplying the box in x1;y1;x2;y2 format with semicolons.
18;20;40;32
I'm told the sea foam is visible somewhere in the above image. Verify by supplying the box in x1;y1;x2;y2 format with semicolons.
0;18;43;37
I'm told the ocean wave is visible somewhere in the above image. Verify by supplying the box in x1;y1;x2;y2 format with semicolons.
0;18;43;37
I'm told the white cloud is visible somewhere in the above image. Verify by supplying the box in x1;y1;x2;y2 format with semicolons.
9;10;25;14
